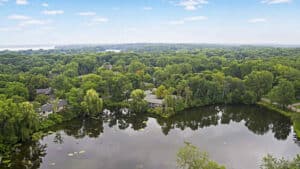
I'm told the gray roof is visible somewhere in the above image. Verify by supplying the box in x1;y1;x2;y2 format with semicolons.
40;99;67;112
36;87;52;95
58;99;68;107
103;64;113;70
41;103;53;112
144;90;163;105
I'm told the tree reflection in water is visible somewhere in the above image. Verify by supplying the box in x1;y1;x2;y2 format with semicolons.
4;105;298;169
157;105;292;140
8;142;47;169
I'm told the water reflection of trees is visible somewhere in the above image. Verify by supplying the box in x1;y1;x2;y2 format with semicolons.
5;106;297;169
224;106;292;140
103;112;148;131
156;105;292;140
51;118;104;139
46;111;149;140
42;105;293;141
156;106;220;135
7;142;47;169
70;105;292;141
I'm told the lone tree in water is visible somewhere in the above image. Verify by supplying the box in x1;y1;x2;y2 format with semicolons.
81;89;103;117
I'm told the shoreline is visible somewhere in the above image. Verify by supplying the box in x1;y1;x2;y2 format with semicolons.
257;101;300;138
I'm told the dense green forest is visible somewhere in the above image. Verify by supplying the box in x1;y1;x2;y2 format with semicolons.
0;45;300;162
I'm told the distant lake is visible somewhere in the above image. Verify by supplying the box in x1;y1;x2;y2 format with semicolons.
6;105;300;169
0;46;55;51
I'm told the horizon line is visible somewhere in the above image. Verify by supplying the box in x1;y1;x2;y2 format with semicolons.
1;42;300;47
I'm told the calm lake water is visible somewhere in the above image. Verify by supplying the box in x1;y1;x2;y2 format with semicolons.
8;105;300;169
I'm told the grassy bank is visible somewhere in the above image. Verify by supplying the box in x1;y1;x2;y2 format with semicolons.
257;101;300;138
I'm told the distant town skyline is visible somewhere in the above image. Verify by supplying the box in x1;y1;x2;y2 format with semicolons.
0;0;299;45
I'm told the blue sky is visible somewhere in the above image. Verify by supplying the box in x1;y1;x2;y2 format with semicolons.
0;0;299;45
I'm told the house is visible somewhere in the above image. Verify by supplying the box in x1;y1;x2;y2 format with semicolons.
40;103;53;117
102;63;113;70
57;99;68;111
36;87;52;95
40;99;68;117
144;90;163;108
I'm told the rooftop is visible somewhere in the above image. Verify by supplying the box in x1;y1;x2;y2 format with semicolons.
144;90;163;105
40;99;68;113
36;87;52;95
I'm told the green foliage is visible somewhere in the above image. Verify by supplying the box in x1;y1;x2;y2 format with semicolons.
242;90;257;104
149;107;175;118
128;60;145;74
11;95;26;103
260;154;300;169
103;100;129;110
1;46;300;152
80;74;107;94
39;113;64;130
245;71;274;101
35;94;50;105
268;79;295;107
164;95;185;113
2;82;29;100
81;89;103;117
293;117;300;137
48;113;63;123
129;89;147;113
177;142;226;169
0;100;39;144
66;87;84;113
31;131;45;141
109;73;132;101
156;85;168;99
293;80;300;99
40;119;56;130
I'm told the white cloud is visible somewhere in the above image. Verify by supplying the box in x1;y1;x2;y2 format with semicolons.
16;0;28;5
184;16;207;21
92;17;109;23
169;15;207;25
177;0;208;10
248;18;267;23
87;17;109;26
43;10;64;15
40;26;55;31
7;14;52;28
169;20;185;25
42;3;49;7
143;6;153;10
8;14;31;20
78;12;96;16
261;0;292;4
19;19;49;26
